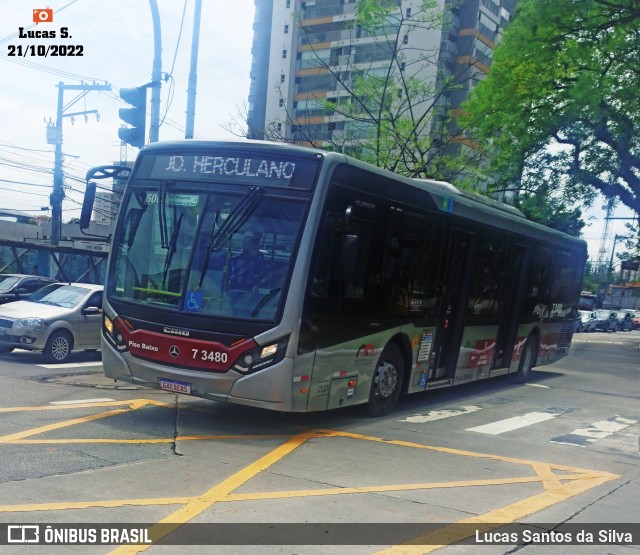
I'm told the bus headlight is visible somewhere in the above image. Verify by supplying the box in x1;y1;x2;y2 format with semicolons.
103;315;127;350
233;336;289;374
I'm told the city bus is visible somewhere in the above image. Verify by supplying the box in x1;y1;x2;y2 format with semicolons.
81;140;586;416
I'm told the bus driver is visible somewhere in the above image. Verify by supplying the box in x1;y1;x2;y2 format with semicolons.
228;234;264;291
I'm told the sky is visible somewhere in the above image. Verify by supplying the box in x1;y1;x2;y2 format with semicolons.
0;0;254;219
0;0;633;265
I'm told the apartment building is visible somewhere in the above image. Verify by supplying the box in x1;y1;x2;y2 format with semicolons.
247;0;516;155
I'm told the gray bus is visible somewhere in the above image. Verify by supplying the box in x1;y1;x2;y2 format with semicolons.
82;140;586;415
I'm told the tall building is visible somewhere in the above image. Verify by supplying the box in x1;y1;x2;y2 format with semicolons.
247;0;516;158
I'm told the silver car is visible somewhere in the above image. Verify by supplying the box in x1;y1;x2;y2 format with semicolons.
0;283;103;362
576;310;597;332
0;273;58;304
594;309;618;332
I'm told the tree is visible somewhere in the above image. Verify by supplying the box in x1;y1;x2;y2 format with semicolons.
461;0;640;215
515;189;585;236
230;0;492;183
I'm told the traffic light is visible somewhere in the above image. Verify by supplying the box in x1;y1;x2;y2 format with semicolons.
118;86;147;147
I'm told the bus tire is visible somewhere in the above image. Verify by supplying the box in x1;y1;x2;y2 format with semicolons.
513;336;536;384
43;330;73;363
366;344;404;417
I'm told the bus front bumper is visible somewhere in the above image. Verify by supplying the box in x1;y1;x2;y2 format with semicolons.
102;338;296;411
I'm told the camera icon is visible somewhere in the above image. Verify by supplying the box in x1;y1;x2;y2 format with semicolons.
8;525;40;543
33;7;53;24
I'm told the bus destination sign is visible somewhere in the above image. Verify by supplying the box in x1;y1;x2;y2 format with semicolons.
143;153;319;189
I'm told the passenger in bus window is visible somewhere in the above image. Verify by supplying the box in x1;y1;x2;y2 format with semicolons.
228;234;264;291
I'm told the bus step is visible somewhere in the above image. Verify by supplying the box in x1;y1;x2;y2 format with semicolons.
426;378;452;389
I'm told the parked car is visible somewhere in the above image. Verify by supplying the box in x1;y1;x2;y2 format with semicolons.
0;283;103;362
632;311;640;330
575;310;598;332
594;309;618;332
0;274;58;305
616;310;635;331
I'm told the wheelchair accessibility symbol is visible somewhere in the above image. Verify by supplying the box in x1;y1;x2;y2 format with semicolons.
184;291;203;312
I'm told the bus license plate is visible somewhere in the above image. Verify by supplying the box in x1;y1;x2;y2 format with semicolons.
159;378;191;394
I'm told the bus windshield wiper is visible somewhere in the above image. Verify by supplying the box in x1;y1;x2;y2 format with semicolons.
198;186;263;287
158;180;172;249
208;186;264;251
162;212;184;288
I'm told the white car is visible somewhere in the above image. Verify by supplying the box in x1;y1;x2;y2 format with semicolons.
0;283;103;362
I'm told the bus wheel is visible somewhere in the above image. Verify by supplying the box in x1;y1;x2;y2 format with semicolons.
366;344;404;417
514;336;536;384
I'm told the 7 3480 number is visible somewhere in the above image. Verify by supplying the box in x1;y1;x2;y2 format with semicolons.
191;349;228;363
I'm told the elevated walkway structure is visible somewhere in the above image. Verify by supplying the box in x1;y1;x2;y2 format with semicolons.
0;220;111;283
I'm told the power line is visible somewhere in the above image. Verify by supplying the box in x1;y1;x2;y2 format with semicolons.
0;186;50;198
0;178;51;188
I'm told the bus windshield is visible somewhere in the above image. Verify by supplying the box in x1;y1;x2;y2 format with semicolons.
108;181;307;321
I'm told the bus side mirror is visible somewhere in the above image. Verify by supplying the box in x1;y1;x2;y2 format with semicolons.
338;234;359;282
80;181;96;231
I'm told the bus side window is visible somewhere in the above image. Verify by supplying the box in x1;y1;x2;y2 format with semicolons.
310;214;372;301
551;250;581;319
525;246;553;318
378;209;434;318
468;234;507;319
310;214;337;297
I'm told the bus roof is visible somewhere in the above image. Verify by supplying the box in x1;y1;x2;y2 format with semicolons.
136;140;586;252
138;139;328;160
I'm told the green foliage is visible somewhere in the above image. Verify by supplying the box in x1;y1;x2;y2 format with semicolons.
581;267;607;294
515;193;585;237
462;0;640;216
355;0;399;30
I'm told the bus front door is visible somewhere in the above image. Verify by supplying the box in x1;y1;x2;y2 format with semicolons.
431;228;477;382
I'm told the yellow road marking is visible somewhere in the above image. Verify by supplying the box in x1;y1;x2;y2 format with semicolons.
374;472;617;554
531;461;564;492
0;398;173;413
0;399;177;444
0;408;131;443
109;430;323;555
9;434;289;444
0;400;620;554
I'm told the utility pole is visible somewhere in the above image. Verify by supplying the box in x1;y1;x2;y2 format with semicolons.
596;198;616;275
185;0;202;139
49;81;111;246
148;0;162;143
